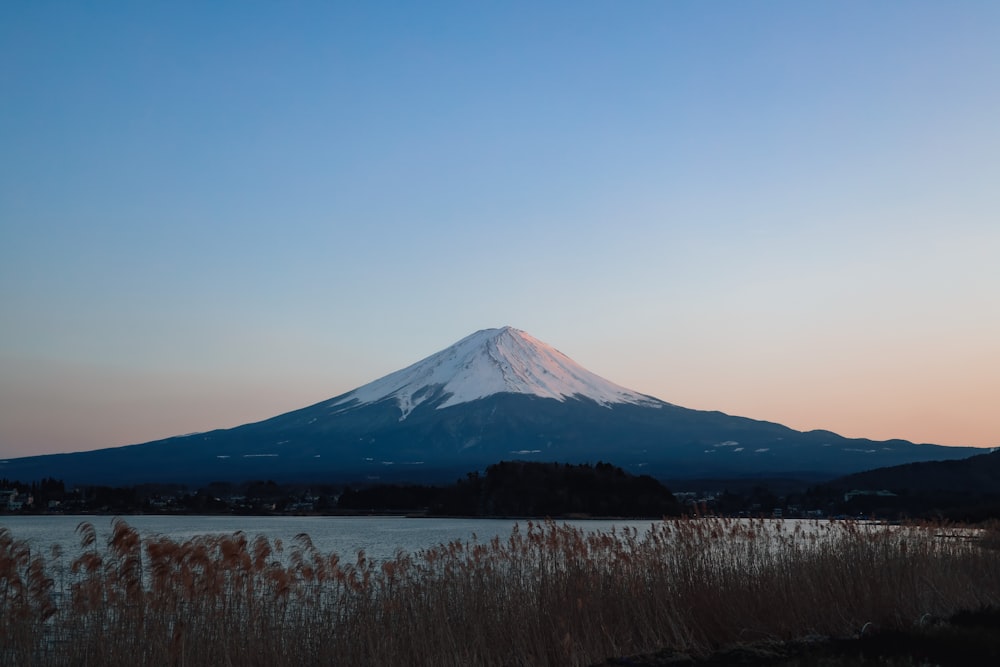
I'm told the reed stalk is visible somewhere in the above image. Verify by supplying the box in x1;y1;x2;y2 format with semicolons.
1;517;998;666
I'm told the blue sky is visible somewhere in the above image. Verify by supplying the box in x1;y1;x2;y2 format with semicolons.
2;1;998;457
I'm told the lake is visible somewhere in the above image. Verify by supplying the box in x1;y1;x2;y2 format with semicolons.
0;514;665;563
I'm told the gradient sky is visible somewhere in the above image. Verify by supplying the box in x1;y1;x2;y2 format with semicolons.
2;1;998;459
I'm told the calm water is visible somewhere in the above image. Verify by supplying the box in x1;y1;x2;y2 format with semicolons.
0;515;664;562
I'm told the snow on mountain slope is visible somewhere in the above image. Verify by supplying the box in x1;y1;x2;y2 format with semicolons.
330;326;664;419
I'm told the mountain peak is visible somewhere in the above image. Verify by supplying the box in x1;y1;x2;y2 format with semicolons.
330;326;663;419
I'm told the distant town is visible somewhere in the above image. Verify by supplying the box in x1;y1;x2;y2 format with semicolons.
3;460;997;521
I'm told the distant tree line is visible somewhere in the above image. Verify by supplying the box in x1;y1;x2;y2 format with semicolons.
5;461;1000;520
339;461;684;517
3;463;682;518
0;477;66;508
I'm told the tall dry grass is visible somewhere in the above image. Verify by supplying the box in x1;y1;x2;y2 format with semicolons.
2;517;999;666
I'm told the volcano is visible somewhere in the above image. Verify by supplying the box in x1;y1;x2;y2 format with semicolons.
329;326;663;417
0;327;982;485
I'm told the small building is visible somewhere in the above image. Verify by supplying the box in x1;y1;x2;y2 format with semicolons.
0;489;17;510
1;489;33;511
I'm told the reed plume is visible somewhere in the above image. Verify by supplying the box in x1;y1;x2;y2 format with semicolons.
2;517;998;665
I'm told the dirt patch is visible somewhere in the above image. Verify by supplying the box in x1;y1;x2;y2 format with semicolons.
597;607;1000;666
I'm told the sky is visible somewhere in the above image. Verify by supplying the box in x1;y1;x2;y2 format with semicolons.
2;1;998;459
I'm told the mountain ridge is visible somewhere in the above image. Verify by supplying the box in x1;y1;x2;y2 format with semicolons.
0;326;985;485
832;447;1000;494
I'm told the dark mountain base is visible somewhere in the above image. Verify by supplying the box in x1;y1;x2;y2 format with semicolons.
1;393;983;487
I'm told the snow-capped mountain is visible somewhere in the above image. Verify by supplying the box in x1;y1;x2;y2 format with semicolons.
330;326;662;419
0;326;983;485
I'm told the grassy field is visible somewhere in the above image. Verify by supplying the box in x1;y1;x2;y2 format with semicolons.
2;517;999;666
